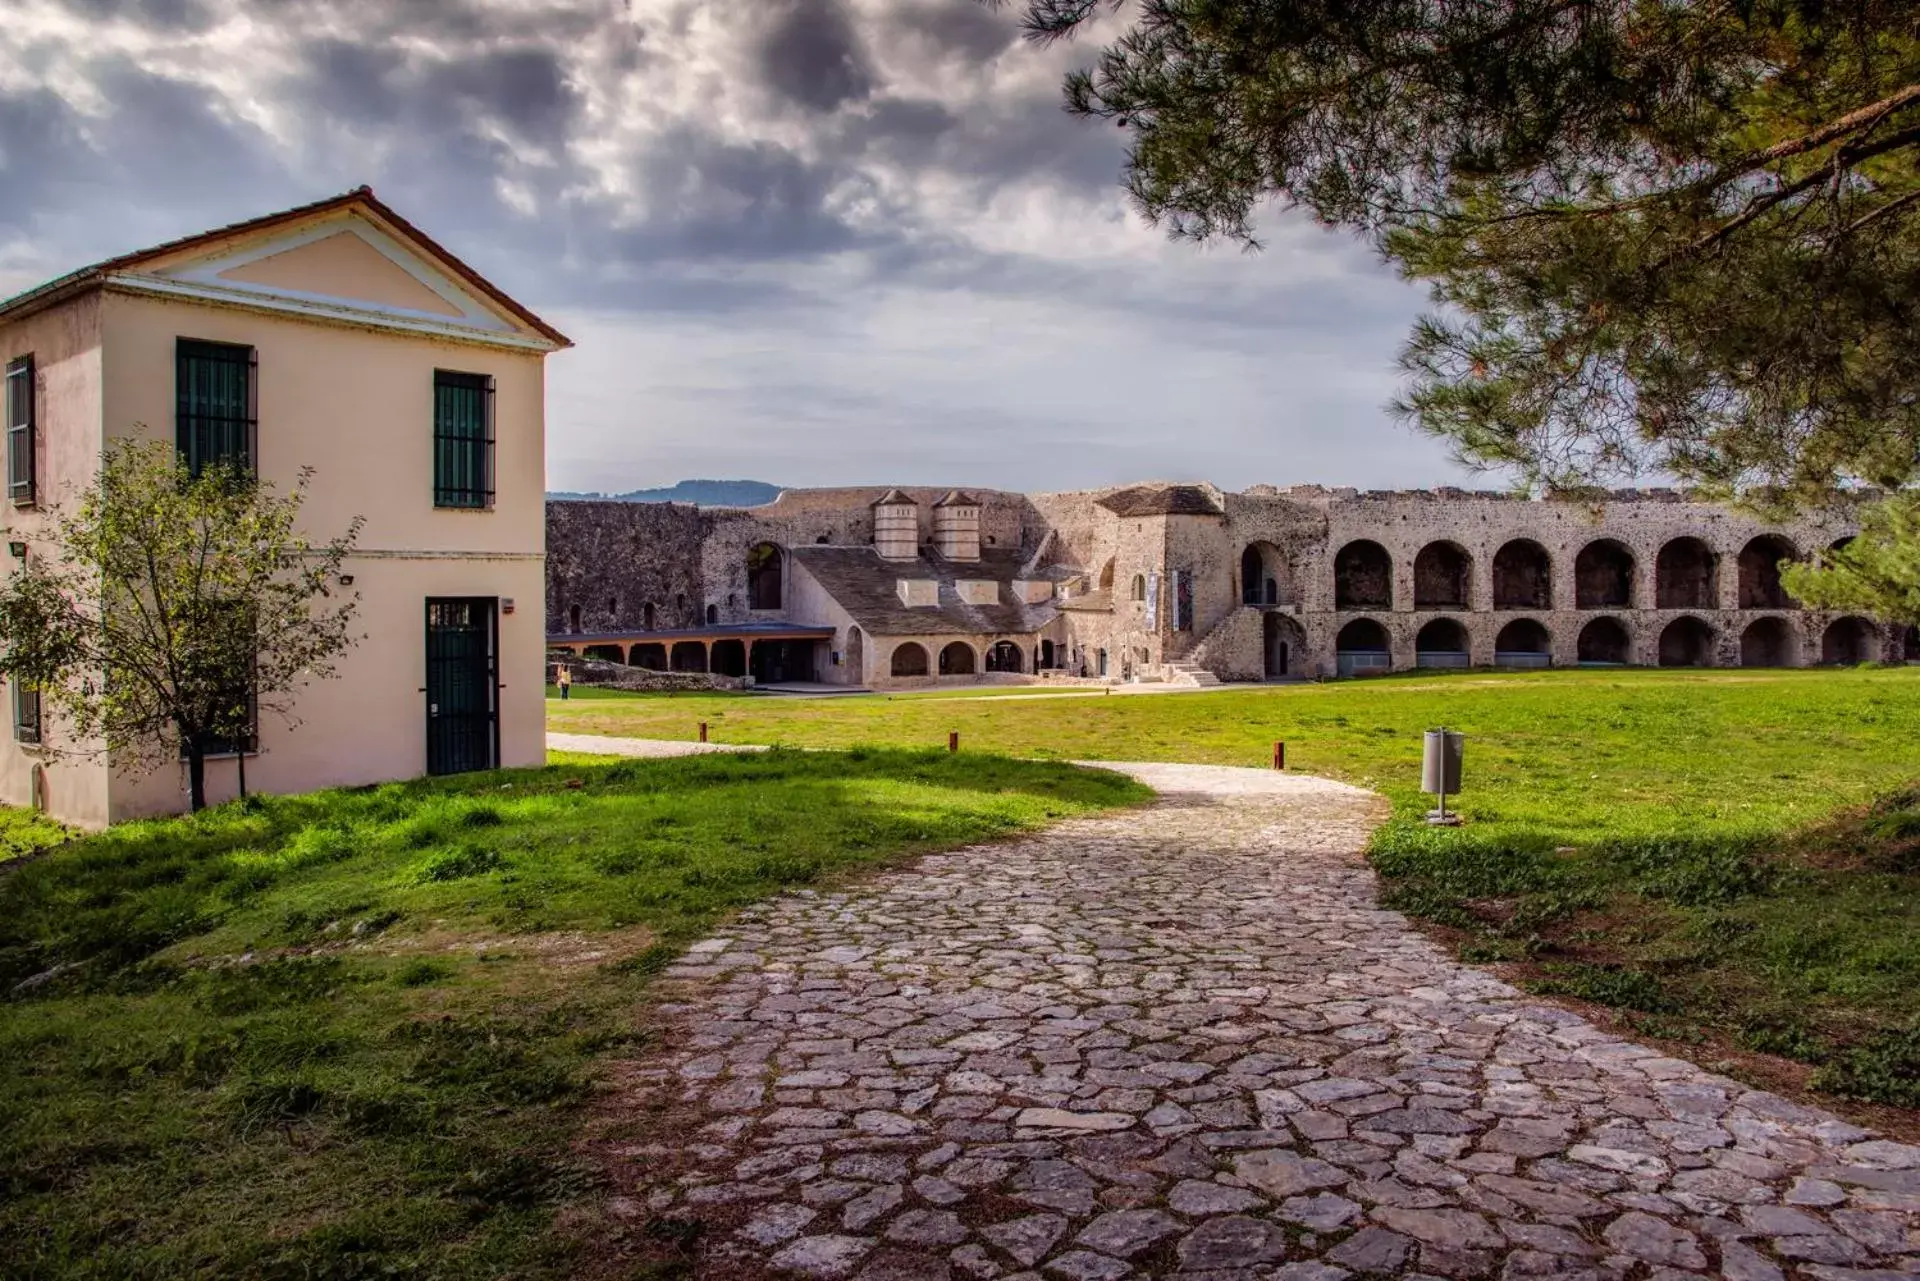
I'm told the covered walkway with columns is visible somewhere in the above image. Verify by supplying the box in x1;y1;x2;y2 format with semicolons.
549;624;837;683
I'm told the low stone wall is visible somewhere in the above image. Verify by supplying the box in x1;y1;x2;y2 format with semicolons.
548;656;746;694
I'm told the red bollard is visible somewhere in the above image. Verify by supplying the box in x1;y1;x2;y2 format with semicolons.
699;721;709;743
949;731;959;753
1273;740;1285;770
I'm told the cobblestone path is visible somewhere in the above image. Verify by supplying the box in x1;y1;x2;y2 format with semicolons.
608;763;1920;1280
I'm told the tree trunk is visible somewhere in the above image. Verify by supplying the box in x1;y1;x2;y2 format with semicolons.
186;742;207;812
236;739;247;800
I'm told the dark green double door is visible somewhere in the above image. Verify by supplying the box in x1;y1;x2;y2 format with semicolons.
426;598;498;775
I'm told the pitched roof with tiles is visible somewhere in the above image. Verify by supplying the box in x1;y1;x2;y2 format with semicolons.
0;186;571;347
1095;484;1224;517
869;488;917;507
789;545;1060;638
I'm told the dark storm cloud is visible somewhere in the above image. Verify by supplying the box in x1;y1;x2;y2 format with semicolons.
754;0;875;112
298;40;579;150
66;0;215;32
892;0;1022;66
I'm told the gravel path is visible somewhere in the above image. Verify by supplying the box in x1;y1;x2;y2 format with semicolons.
601;762;1919;1280
548;731;764;758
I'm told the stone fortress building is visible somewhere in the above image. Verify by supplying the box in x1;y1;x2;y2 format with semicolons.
546;482;1918;690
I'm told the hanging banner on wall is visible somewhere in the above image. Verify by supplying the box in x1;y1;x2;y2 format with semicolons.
1144;571;1160;631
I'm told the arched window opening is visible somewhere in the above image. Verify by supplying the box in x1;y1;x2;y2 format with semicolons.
1495;619;1551;668
1241;542;1291;606
643;602;655;631
1656;538;1718;610
568;604;582;633
1821;617;1878;665
1575;540;1635;609
1738;536;1799;610
1492;539;1552;610
1577;617;1630;665
705;603;719;625
939;642;976;675
1658;616;1716;667
1740;617;1796;667
1413;542;1472;610
1333;541;1392;610
1263;613;1303;679
1335;618;1392;677
1130;574;1146;602
891;642;930;677
1098;559;1115;591
747;542;784;610
1414;618;1470;668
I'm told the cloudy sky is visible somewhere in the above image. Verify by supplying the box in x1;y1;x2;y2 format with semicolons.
0;0;1479;494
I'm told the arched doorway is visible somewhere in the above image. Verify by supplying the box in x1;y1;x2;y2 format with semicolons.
844;627;864;681
747;543;784;610
1413;542;1472;609
1658;617;1715;667
1039;639;1056;669
891;642;930;677
939;641;976;675
1493;539;1552;609
1263;613;1303;679
986;640;1024;673
711;638;746;677
1575;540;1635;609
1656;538;1718;609
1334;541;1392;610
1241;542;1291;605
1415;618;1470;668
1577;617;1630;665
1821;617;1878;665
1740;617;1796;667
643;602;656;630
1738;536;1799;610
1336;618;1392;676
1494;619;1551;668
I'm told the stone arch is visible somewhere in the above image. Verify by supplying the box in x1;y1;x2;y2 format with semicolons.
711;638;746;677
890;642;930;677
1495;619;1552;667
1333;540;1392;610
986;640;1024;673
1577;617;1631;665
1413;541;1472;610
705;603;719;625
1658;616;1716;667
1335;617;1392;676
568;603;582;633
1738;535;1799;610
1415;618;1470;668
1740;617;1796;667
1492;539;1552;610
1130;574;1146;602
1264;613;1304;678
939;641;977;675
629;643;666;671
844;626;864;679
1241;542;1293;606
1656;538;1719;610
670;641;708;673
1821;616;1879;665
747;542;784;610
1575;540;1635;609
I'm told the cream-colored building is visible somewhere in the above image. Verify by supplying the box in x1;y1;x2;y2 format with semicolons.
0;188;570;826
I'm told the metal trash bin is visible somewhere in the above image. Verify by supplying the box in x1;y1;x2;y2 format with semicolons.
1422;728;1464;825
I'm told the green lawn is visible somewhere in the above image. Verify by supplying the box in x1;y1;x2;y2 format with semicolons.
0;806;70;865
0;750;1146;1279
551;667;1920;1108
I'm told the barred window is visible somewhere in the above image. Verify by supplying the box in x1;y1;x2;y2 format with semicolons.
6;355;33;506
176;340;256;476
13;681;40;745
434;371;493;509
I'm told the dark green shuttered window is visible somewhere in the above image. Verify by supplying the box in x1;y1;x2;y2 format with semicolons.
6;355;34;506
176;340;256;476
13;683;40;745
433;371;493;509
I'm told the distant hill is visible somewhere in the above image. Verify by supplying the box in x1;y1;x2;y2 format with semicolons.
547;479;782;508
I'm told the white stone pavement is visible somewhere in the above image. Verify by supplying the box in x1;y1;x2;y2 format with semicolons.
586;753;1919;1280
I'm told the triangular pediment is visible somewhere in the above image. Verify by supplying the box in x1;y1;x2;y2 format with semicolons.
131;208;547;346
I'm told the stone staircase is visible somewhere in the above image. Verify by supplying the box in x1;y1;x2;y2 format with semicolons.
1165;660;1224;688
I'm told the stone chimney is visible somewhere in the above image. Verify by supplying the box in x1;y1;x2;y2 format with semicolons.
932;490;981;562
870;488;919;561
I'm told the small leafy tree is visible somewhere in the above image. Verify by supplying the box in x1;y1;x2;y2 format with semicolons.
0;439;364;811
1783;491;1920;635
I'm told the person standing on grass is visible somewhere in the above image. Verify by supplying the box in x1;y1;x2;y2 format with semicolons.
557;664;572;700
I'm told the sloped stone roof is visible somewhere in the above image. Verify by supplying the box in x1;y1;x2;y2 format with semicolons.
1096;484;1224;517
789;546;1059;638
870;488;917;507
934;490;978;508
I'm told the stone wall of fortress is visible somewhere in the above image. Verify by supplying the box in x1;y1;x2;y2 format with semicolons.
548;482;1914;682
